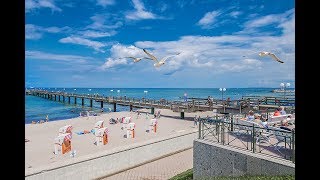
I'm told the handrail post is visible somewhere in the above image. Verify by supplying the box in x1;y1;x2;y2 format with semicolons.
252;126;256;153
292;130;295;163
217;121;220;143
221;121;225;145
198;118;201;139
231;115;234;131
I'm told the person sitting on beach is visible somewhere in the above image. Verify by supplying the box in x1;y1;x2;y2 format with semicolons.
31;121;36;124
273;108;281;116
243;110;254;121
279;119;294;131
253;113;262;124
253;113;268;128
279;106;286;115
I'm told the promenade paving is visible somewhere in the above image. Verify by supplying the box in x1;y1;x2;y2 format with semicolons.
104;148;193;180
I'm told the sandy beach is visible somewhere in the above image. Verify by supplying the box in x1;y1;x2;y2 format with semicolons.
25;108;216;170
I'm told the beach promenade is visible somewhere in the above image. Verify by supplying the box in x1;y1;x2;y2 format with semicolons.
104;148;193;180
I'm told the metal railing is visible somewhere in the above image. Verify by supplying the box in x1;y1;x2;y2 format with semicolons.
198;115;295;163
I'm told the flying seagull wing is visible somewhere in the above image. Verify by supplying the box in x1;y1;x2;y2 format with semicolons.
143;49;158;62
160;53;180;63
269;53;284;63
118;56;135;60
258;51;269;57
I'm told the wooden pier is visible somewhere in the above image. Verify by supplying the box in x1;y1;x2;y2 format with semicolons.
26;90;295;118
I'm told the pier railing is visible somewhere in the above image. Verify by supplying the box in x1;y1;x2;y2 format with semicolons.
198;116;295;163
27;90;295;114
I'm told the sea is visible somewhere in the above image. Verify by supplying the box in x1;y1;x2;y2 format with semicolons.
25;88;294;124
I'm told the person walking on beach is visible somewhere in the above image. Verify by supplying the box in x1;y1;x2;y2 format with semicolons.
194;115;198;127
46;115;49;122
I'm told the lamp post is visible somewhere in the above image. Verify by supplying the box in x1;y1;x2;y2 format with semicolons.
110;89;114;98
280;82;290;99
144;90;148;99
219;88;226;101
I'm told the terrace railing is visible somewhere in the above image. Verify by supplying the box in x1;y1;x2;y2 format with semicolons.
198;115;295;163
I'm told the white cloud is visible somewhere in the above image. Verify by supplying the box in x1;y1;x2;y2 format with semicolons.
96;0;115;7
159;3;168;12
100;12;294;78
244;9;294;29
87;14;123;30
80;30;117;38
125;0;157;20
26;0;62;12
99;44;151;70
25;24;71;40
197;11;221;29
25;24;43;40
100;57;128;70
59;36;106;52
229;11;242;18
25;50;93;63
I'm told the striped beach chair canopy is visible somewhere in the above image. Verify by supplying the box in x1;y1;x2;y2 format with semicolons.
96;127;109;137
59;125;73;134
54;133;72;145
94;120;104;129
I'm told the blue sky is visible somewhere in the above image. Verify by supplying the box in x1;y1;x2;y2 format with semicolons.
26;0;295;88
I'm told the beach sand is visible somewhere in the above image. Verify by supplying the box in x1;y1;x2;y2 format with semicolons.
25;108;216;169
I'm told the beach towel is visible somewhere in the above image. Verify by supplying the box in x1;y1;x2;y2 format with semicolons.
75;130;92;135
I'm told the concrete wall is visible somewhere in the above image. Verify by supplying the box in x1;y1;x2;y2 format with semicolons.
25;131;198;180
193;139;295;179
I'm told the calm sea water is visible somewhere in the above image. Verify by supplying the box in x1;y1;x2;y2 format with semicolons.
25;88;294;124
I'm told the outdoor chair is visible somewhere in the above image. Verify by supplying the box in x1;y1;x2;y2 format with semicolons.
268;126;293;150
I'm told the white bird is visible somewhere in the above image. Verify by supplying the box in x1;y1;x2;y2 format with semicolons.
143;49;181;67
258;51;284;63
119;56;152;63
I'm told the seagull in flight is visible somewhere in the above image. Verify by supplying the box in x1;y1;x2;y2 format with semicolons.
119;56;152;63
258;51;284;63
143;49;181;67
